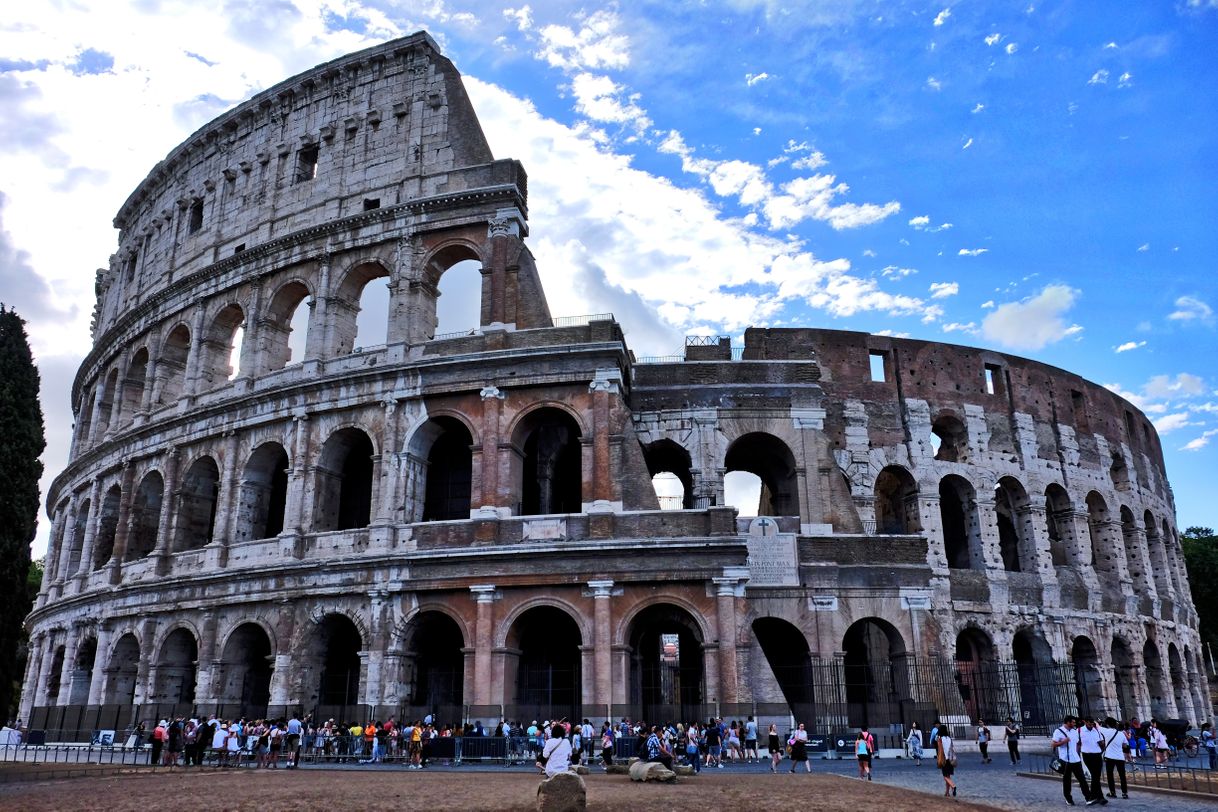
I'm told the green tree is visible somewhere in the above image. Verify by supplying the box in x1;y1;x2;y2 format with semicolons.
1182;526;1218;651
0;306;44;721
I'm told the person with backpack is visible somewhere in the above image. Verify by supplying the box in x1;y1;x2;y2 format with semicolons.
977;719;992;763
855;728;873;780
936;727;958;797
1100;717;1129;801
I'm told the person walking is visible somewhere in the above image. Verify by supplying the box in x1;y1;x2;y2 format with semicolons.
1101;717;1130;800
855;728;873;780
744;716;759;763
788;723;810;773
977;719;992;764
1150;720;1169;769
1004;716;1022;765
1079;717;1108;806
936;727;957;797
1053;716;1089;806
906;722;924;766
1202;722;1217;771
768;723;783;772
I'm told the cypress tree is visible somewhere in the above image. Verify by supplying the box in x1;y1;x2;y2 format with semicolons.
0;305;44;720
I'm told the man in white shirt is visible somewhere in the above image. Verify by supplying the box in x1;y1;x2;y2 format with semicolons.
1078;717;1108;806
1100;717;1129;800
540;727;572;777
1052;716;1090;806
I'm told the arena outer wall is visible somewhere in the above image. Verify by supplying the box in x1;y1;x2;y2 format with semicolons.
20;33;1208;739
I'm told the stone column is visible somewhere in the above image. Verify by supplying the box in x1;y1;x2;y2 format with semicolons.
194;611;219;704
712;571;747;706
375;400;400;525
283;413;311;540
18;633;43;722
102;348;130;440
917;494;948;572
268;600;296;706
305;256;332;361
86;624;113;705
133;618;157;706
153;447;180;574
209;430;240;566
470;585;498;706
54;501;78;590
364;590;389;706
108;462;138;584
588;580;614;718
485;216;522;326
75;478;102;584
56;633;81;705
181;306;208;400
235;287;261;384
477;387;504;513
586;371;622;511
137;354;157;417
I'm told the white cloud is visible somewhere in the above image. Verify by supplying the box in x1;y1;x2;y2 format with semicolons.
1154;413;1195;434
753;127;762;136
1168;295;1214;323
910;216;953;232
536;9;631;71
985;33;1002;46
1005;42;1019;54
1118;72;1133;87
942;321;978;334
790;152;828;170
863;249;877;258
746;72;770;86
980;284;1081;350
929;281;959;298
569;72;651;134
1104;41;1118;49
958;247;989;256
980;300;995;308
504;6;533;31
1114;340;1146;353
909;215;930;227
926;76;942;91
1181;429;1218;452
1137;242;1149;252
933;8;952;26
1143;373;1207;399
882;265;917;278
971;103;985;113
1088;69;1110;85
962;137;974;150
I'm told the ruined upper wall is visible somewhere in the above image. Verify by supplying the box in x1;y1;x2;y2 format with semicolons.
97;33;496;336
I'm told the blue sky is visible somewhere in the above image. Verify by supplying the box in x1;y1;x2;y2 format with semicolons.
0;0;1215;556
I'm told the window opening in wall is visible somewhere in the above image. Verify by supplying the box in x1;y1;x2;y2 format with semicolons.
931;414;968;462
651;472;685;511
421;419;473;521
228;324;244;380
518;409;582;515
188;199;204;234
868;351;887;382
353;276;390;349
642;439;695;509
125;252;139;282
723;471;762;517
233;243;245;254
1124;410;1136;440
363;198;381;211
1070;389;1088;430
984;364;1001;395
285;298;311;365
295;143;319;183
939;476;976;569
434;259;483;337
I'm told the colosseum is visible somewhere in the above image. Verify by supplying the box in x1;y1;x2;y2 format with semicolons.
20;32;1208;741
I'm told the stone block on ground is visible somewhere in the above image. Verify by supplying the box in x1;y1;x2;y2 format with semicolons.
569;764;589;775
537;771;587;812
673;764;695;776
628;760;677;782
604;763;630;775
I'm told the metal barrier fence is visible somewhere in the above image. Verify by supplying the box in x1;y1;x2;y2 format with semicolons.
1022;753;1218;796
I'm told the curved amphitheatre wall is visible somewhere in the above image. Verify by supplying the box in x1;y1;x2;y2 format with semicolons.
22;33;1206;733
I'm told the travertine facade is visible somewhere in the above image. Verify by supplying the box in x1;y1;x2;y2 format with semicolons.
22;34;1207;734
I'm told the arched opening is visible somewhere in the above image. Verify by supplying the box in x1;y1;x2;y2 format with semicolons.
157;324;191;404
723;471;763;517
1071;636;1103;720
125;471;164;561
1146;515;1173;599
1143;640;1168;718
931;413;969;463
199;304;245;387
153;628;198;707
417;418;473;521
219;623;273;713
263;282;312;371
874;465;919;534
1044;485;1071;566
507;606;582;722
69;637;97;705
752;617;812;719
627;604;705;723
842;618;911;729
1121;507;1146;586
1085;491;1116;575
1167;643;1187;718
994;476;1032;573
433;256;484;338
1012;627;1057;727
46;645;65;704
77;388;95;445
955;627;1001;723
403;612;465;713
93;485;122;570
103;634;140;704
66;500;89;577
1110;452;1131;492
236;442;289;541
120;348;148;422
313;614;363;711
313;428;374;532
514;408;582;516
724;432;799;516
642;439;694;510
95;368;119;436
939;475;979;569
1111;637;1137;721
334;263;391;354
174;457;220;552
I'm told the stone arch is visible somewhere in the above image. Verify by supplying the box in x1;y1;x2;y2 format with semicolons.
625;602;707;722
843;617;912;729
405;415;474;522
152;626;199;706
955;625;1002;723
1143;512;1172;599
93;484;122;570
398;610;466;711
68;635;97;705
174;455;220;552
46;644;66;704
1118;506;1146;589
504;603;584;721
1085;491;1118;577
198;302;245;387
874;465;919;534
157;323;191;404
305;612;365;709
1111;636;1138;721
724;431;800;517
1071;635;1104;720
77;386;96;445
125;470;164;561
931;411;969;463
119;347;149;423
1012;626;1060;726
218;621;274;711
263;279;313;371
751;616;813;717
313;426;375;531
1110;451;1132;492
1167;642;1187;719
1043;484;1072;566
236;441;290;541
95;367;119;437
422;241;487;341
103;632;140;704
333;260;392;354
1143;639;1168;718
613;594;715;648
642;438;694;510
66;498;90;576
939;474;980;569
994;476;1035;573
509;405;583;516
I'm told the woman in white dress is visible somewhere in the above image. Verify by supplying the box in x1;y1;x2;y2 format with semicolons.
906;722;924;766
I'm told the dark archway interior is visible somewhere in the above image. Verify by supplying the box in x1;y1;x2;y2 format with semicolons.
318;615;362;707
94;486;122;570
512;606;582;719
155;628;198;706
176;457;220;552
221;623;273;711
931;414;968;462
408;612;465;709
46;646;65;702
628;604;705;722
105;634;140;705
725;432;799;516
874;466;918;534
1012;629;1057;726
520;410;582;515
994;484;1021;572
955;628;999;724
314;429;374;531
1142;640;1167;718
240;443;289;541
1072;636;1103;719
1111;638;1137;722
125;472;164;561
1045;485;1071;566
70;637;97;705
752;617;812;714
423;419;473;521
843;618;908;728
642;439;694;509
939;477;972;569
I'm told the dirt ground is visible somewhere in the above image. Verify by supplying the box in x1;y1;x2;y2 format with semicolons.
0;766;993;811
